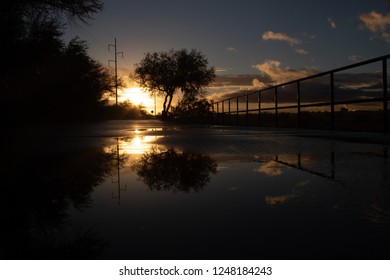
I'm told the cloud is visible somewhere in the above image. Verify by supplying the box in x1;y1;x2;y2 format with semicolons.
252;78;268;89
207;63;382;108
303;32;316;40
262;31;302;46
206;74;267;101
226;47;238;52
328;17;337;29
211;74;262;87
254;60;318;84
294;48;309;55
215;67;232;73
262;31;308;55
348;54;366;62
359;10;390;42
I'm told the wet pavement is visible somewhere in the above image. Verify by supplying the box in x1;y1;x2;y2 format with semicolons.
2;120;390;259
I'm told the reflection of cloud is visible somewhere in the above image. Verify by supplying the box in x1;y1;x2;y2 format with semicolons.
254;60;318;84
328;17;337;29
297;180;310;187
262;31;302;46
359;10;390;42
265;193;298;206
255;161;284;177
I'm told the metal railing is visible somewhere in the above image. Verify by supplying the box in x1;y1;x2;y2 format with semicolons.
212;54;390;131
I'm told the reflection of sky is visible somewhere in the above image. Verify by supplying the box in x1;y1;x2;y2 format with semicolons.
255;161;285;176
65;123;390;259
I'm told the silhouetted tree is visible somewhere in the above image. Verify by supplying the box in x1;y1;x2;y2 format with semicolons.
0;0;110;124
132;148;217;193
131;49;216;118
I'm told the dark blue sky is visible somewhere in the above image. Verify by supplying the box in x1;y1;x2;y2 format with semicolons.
65;0;390;101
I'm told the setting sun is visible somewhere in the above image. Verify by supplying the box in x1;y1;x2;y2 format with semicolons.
120;87;156;112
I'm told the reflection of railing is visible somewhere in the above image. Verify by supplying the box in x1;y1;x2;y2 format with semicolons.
268;148;389;186
272;153;338;184
212;54;389;131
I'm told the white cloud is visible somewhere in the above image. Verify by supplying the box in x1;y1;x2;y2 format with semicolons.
328;17;337;29
254;60;318;84
226;47;238;52
359;10;390;42
262;31;302;46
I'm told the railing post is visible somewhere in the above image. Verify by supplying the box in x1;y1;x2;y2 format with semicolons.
258;91;261;126
246;94;249;125
297;81;301;128
383;58;388;132
222;100;225;125
330;72;335;130
216;101;219;124
228;98;231;125
275;87;278;127
236;96;239;125
212;101;215;125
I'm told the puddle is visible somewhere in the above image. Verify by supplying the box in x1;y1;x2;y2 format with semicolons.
2;120;390;259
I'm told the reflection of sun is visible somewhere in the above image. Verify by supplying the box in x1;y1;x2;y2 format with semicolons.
120;87;154;108
119;135;163;155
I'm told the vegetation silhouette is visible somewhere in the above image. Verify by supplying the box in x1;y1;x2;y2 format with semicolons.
1;145;127;259
132;148;217;193
0;0;131;124
172;95;213;123
103;101;151;120
131;49;216;118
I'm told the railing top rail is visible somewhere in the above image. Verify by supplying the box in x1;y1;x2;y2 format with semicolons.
213;53;390;103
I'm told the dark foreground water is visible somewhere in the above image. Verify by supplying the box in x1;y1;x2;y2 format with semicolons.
2;120;390;259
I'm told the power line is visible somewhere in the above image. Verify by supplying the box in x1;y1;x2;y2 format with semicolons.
108;38;123;108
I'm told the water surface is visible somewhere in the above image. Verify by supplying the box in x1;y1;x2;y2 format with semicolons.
2;120;389;259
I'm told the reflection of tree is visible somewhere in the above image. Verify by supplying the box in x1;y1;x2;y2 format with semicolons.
133;148;217;193
1;146;125;259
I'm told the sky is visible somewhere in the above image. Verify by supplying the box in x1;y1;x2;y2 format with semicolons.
66;0;390;110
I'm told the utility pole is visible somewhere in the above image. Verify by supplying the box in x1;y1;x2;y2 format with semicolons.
108;38;123;108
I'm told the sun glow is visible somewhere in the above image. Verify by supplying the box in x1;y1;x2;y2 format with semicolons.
121;87;155;110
